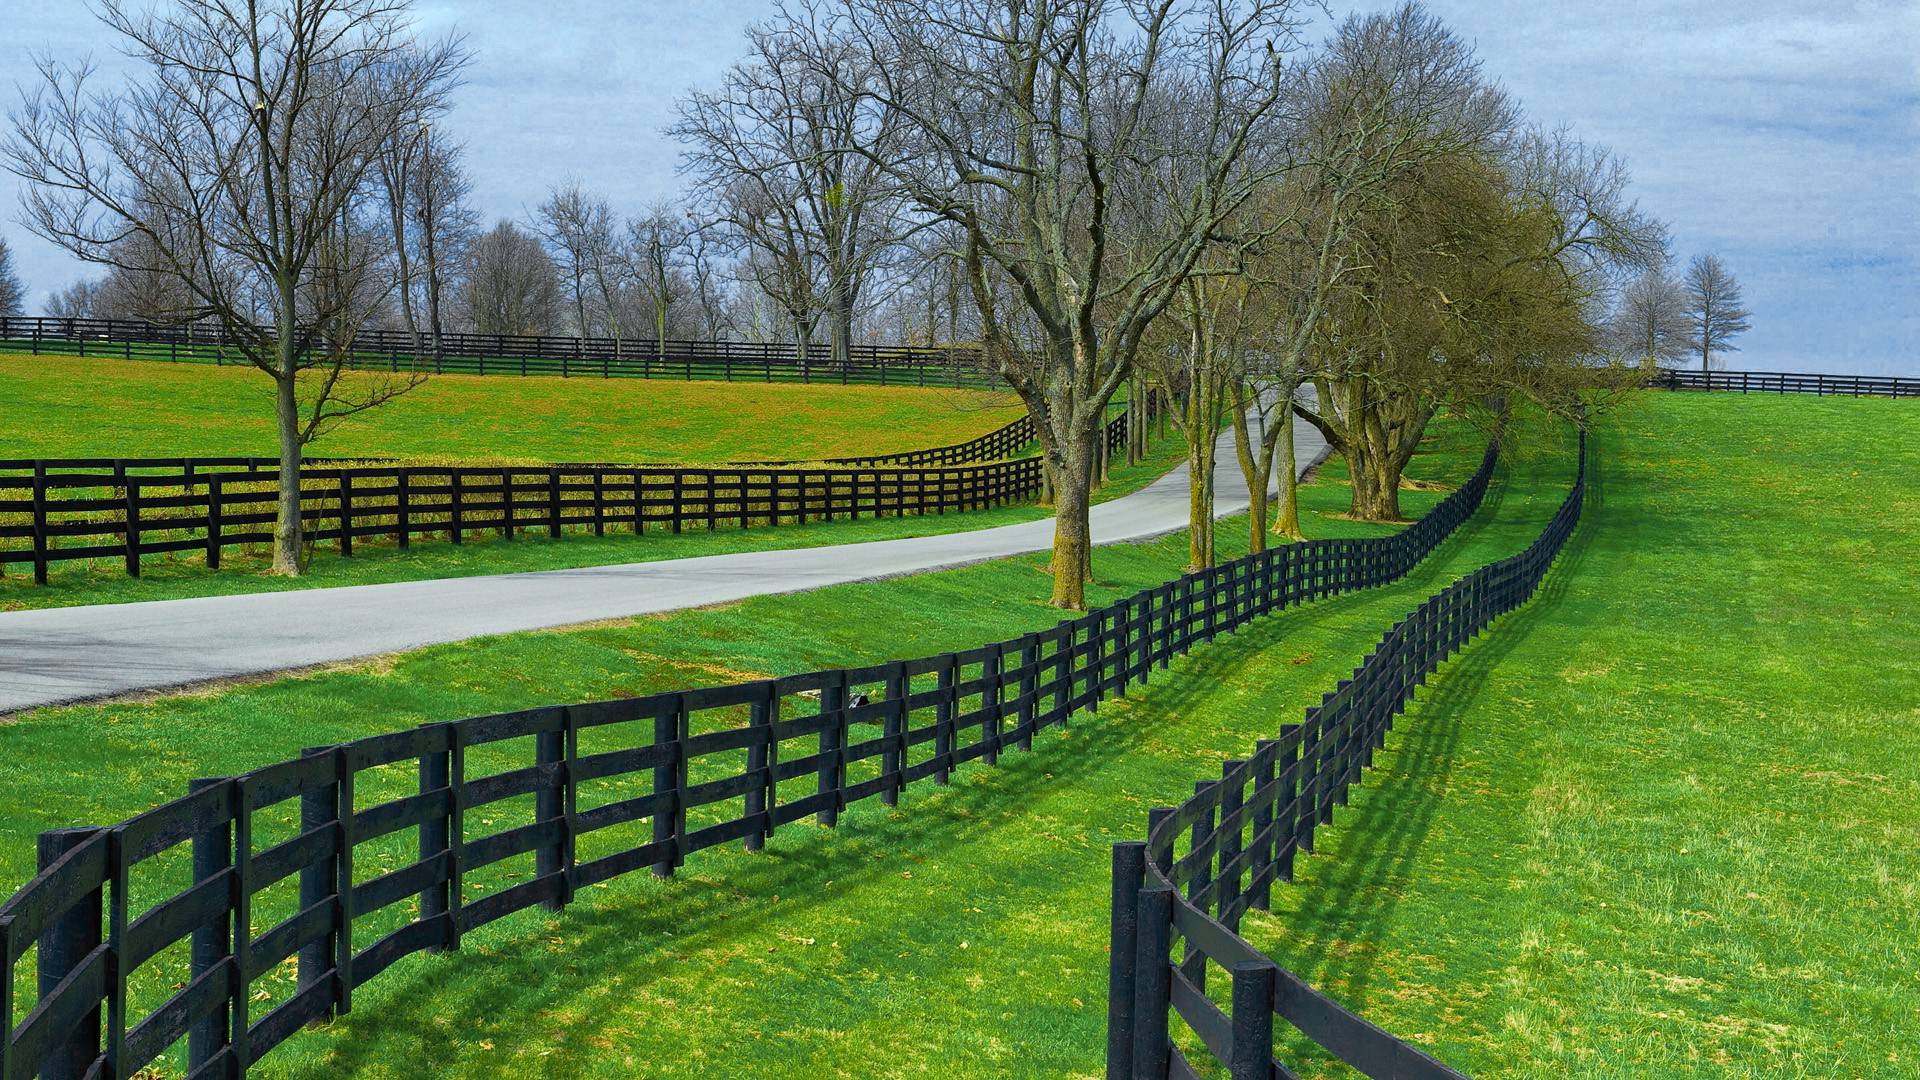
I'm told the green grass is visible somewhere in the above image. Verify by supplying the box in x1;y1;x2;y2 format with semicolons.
1233;393;1920;1078
0;419;1190;612
10;395;1902;1077
0;415;1509;1078
0;352;1024;463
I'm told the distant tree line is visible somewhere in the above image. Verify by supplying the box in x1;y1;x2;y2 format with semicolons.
2;0;1755;594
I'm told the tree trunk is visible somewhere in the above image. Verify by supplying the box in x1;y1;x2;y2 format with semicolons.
1271;401;1303;541
423;227;446;361
1230;384;1276;555
1049;437;1095;609
828;275;853;369
271;316;305;575
1186;402;1217;570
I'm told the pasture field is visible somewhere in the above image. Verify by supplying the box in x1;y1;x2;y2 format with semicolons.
0;414;1513;1078
8;393;1904;1077
0;352;1024;463
1242;392;1920;1077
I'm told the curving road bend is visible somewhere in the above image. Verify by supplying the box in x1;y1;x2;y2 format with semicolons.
0;416;1326;713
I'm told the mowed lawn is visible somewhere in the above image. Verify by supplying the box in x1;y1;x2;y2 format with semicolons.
0;414;1525;1078
1241;393;1920;1077
0;353;1025;463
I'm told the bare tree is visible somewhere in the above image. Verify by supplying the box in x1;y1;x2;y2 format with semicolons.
675;18;909;368
411;127;475;358
7;0;466;574
628;203;699;353
794;0;1307;608
460;220;561;335
1683;253;1751;373
682;214;734;340
1612;266;1689;367
0;236;23;315
535;182;624;339
45;279;100;318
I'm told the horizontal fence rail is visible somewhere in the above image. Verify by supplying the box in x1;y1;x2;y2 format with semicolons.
0;316;999;388
0;434;1505;1079
0;457;1044;585
1653;369;1918;397
1109;428;1589;1080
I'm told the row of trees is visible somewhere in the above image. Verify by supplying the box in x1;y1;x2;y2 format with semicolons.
1611;253;1752;372
0;0;1742;601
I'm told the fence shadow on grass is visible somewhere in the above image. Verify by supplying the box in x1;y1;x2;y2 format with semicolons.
1249;453;1600;1076
266;578;1423;1077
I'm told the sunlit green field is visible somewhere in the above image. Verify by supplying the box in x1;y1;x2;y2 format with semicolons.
2;392;1911;1077
0;352;1023;463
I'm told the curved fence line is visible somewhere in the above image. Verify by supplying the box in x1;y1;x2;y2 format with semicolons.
0;436;1501;1078
0;406;1153;585
0;316;999;388
1108;428;1588;1080
0;457;1045;585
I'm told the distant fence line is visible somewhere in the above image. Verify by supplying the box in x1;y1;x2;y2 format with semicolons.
0;458;1044;585
1108;428;1587;1080
0;407;1156;585
0;431;1507;1079
0;316;999;388
1655;369;1918;397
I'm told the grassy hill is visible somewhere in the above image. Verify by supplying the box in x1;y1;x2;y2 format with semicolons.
0;353;1024;463
2;392;1912;1076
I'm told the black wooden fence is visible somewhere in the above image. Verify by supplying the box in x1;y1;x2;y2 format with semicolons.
1654;369;1918;397
0;432;1507;1079
0;316;997;388
0;405;1158;585
0;457;1044;585
1107;430;1588;1080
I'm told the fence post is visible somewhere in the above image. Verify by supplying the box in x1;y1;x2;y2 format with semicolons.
418;725;452;951
187;778;232;1071
536;720;570;911
1106;841;1147;1080
935;656;956;785
1130;883;1175;1079
745;687;776;852
818;679;847;826
1018;634;1039;751
297;747;339;1022
1186;780;1217;991
338;472;353;557
396;470;411;549
36;827;105;1080
1218;760;1245;929
548;471;562;538
1229;962;1276;1080
984;647;1004;766
450;471;465;544
206;475;223;569
882;664;908;808
652;697;682;878
123;478;141;577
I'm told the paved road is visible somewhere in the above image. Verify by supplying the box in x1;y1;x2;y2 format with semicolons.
0;417;1326;713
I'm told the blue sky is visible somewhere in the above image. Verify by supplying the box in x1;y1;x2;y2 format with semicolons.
4;1;1915;375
